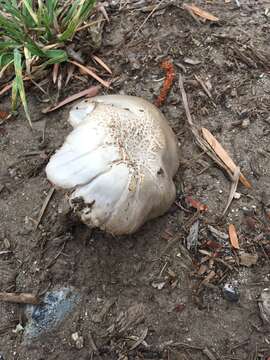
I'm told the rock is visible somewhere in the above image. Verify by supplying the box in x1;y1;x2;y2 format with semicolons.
71;332;84;349
152;281;166;290
223;283;240;302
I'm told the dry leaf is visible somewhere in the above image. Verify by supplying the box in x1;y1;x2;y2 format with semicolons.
70;60;110;88
183;3;219;22
42;85;100;113
0;111;10;119
65;64;75;86
92;55;112;74
201;128;251;189
0;83;13;96
52;63;59;84
185;196;208;212
228;224;240;250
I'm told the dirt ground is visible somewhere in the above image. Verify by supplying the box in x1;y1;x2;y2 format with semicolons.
1;1;270;359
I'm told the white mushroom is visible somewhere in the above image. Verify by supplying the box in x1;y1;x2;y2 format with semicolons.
46;95;179;235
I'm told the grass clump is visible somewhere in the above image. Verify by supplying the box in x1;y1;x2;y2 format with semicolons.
0;0;96;126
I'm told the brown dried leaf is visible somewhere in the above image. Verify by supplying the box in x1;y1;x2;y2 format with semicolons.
183;3;219;22
201;127;251;188
42;85;100;113
70;60;110;88
228;224;240;250
0;111;10;120
52;63;59;84
185;196;208;212
92;55;112;74
65;64;75;86
0;83;13;96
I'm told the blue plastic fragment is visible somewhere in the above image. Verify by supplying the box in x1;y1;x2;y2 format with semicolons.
23;287;80;342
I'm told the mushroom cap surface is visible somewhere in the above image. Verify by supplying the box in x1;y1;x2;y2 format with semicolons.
46;95;179;235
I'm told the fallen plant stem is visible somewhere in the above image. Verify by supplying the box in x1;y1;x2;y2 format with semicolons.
134;0;166;36
222;166;240;216
179;74;234;181
0;292;40;305
194;74;216;107
35;187;55;230
69;60;110;88
179;74;251;198
92;55;112;74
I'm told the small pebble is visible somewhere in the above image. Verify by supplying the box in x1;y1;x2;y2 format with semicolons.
241;118;250;128
71;332;84;349
223;283;240;302
234;192;241;199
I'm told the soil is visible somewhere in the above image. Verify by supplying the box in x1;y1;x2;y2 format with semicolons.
1;1;270;359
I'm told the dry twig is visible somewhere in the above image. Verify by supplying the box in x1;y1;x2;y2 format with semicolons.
35;187;55;230
0;292;40;305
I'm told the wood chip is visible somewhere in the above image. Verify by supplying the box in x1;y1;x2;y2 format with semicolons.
239;252;258;267
183;3;219;22
228;224;240;250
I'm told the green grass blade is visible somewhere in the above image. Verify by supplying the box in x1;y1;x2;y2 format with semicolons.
0;53;14;68
58;0;96;41
22;0;39;24
13;49;32;127
43;49;68;64
0;1;26;24
11;78;18;113
0;13;25;42
0;40;19;51
47;0;59;22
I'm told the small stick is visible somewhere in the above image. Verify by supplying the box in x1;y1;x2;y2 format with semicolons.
45;237;68;269
0;250;12;256
134;0;165;36
179;75;234;180
202;347;217;360
171;342;203;350
0;292;40;305
222;166;240;216
194;74;216;107
35;187;55;230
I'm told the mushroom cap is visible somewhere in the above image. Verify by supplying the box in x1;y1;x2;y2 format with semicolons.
46;95;180;235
